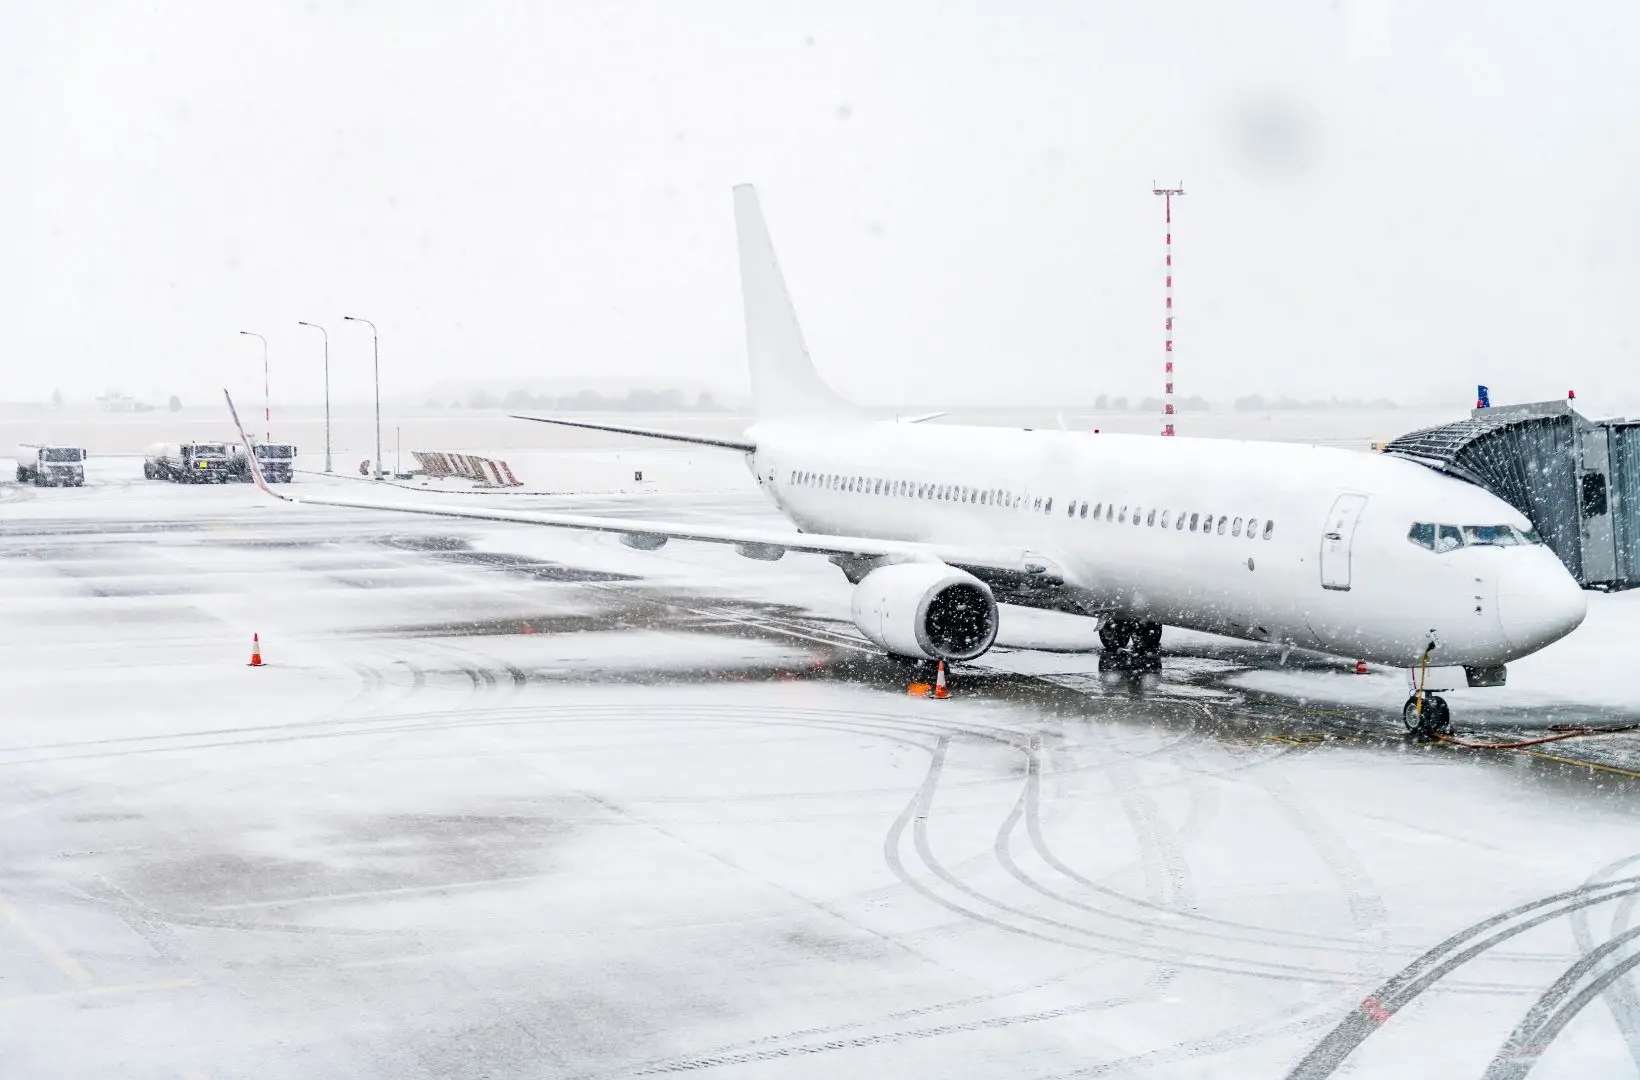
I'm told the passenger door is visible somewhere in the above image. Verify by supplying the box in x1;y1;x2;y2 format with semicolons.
1319;494;1369;591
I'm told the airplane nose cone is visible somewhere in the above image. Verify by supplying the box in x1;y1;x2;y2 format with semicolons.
1497;560;1587;654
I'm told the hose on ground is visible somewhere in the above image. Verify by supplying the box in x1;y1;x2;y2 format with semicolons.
1435;723;1640;751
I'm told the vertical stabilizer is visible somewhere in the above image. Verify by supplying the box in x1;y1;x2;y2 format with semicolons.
733;184;858;420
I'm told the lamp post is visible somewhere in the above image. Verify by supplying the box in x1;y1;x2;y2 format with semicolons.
343;315;380;478
238;330;269;442
297;321;331;472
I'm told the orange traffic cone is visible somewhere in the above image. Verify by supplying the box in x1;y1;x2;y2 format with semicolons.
1354;659;1369;675
927;661;950;700
248;633;264;667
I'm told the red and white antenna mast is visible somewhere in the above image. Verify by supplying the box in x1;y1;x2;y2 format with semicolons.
1153;182;1185;436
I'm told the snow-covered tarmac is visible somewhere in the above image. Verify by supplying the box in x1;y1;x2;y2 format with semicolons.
3;458;1640;1079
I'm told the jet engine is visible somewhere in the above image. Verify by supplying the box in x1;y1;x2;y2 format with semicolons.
850;563;999;661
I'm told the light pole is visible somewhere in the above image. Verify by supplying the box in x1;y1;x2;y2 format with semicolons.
343;315;381;478
238;330;269;442
297;321;331;472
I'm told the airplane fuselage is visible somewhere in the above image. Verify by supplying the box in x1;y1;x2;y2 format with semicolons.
748;421;1586;669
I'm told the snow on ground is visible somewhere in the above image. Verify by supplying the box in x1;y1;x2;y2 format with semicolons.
2;461;1640;1080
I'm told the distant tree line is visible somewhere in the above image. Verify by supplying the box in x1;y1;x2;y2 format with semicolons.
429;388;730;412
1086;393;1400;413
1230;394;1399;412
1093;394;1211;411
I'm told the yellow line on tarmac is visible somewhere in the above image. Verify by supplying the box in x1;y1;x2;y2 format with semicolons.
1520;749;1640;782
0;892;93;985
0;976;204;1010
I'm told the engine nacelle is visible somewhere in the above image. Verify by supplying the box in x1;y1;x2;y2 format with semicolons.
850;563;1000;662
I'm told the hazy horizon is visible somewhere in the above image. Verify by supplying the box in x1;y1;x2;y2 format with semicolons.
4;2;1636;412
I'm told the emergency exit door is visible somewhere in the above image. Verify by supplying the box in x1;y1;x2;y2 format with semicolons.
1320;494;1369;591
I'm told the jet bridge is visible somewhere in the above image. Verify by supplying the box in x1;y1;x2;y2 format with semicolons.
1381;400;1640;590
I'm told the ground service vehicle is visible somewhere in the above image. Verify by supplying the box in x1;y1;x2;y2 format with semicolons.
232;443;297;483
144;442;234;483
14;444;86;486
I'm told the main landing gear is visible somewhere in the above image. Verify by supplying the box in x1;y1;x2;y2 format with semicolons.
1098;618;1163;675
1402;693;1451;738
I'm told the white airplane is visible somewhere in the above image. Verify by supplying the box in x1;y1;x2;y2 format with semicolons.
225;185;1587;735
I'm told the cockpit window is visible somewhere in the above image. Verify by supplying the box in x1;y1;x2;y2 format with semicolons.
1464;524;1526;546
1409;521;1543;552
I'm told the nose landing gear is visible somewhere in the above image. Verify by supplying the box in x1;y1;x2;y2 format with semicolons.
1403;635;1451;738
1402;693;1451;738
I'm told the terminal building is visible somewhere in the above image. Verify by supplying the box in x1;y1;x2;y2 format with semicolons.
1383;400;1640;591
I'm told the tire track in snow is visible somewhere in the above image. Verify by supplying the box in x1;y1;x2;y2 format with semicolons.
1531;852;1640;1077
1283;874;1640;1079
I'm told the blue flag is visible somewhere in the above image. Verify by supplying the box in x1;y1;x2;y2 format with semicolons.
1476;385;1491;408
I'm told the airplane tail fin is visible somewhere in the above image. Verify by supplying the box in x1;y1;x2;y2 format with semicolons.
733;185;860;422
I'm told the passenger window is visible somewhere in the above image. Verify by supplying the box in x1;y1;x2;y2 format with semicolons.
1160;510;1170;528
1106;504;1114;521
1232;517;1242;537
1408;522;1435;550
1044;498;1053;514
1091;502;1102;519
1216;516;1227;535
1079;501;1088;519
1437;524;1463;552
1146;509;1156;527
1263;520;1274;540
1189;512;1199;532
1118;506;1127;523
1177;511;1186;530
1033;497;1042;511
1245;516;1256;537
1133;508;1141;526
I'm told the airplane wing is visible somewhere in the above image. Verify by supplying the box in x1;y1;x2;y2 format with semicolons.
224;392;1061;581
507;414;756;452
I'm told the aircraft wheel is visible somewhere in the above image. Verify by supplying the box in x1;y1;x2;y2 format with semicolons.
1099;619;1132;653
1402;694;1451;738
1134;621;1163;655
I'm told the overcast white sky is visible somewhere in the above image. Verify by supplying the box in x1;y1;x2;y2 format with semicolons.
2;1;1637;410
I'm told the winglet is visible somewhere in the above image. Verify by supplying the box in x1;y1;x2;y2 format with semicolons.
223;389;288;501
